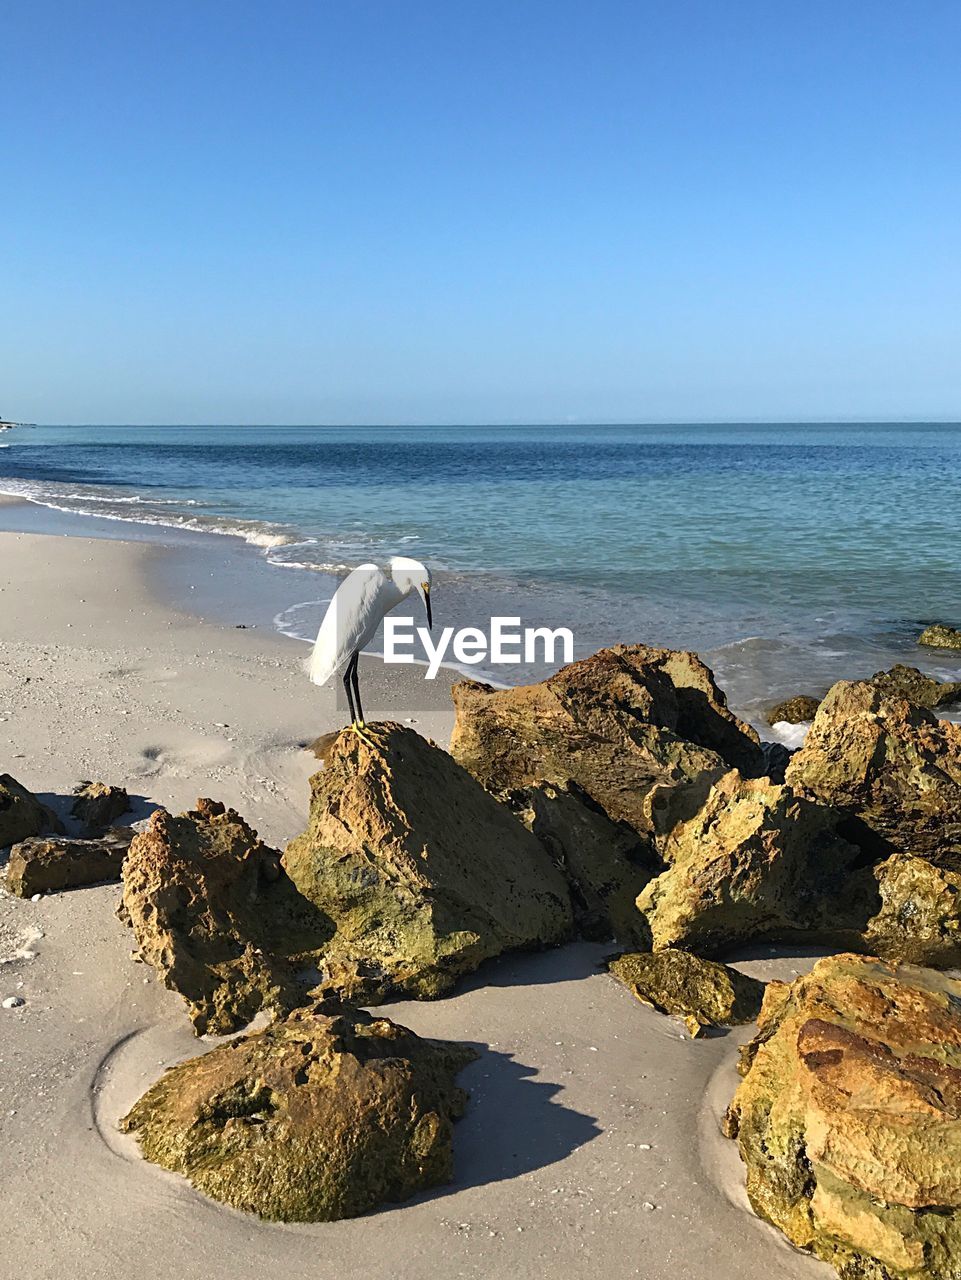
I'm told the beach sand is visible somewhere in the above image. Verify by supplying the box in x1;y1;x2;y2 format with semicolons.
0;522;830;1280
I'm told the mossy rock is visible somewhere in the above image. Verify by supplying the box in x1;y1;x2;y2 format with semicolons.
609;948;764;1037
786;680;961;863
871;664;961;709
766;694;821;725
121;1002;478;1221
636;770;872;955
283;723;574;1003
919;624;961;651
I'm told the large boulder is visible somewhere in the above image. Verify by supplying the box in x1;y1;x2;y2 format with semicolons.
871;663;961;710
636;770;872;954
283;724;574;1001
121;1001;477;1221
6;828;133;898
120;799;334;1035
449;645;764;841
725;954;961;1280
0;773;63;848
70;780;129;834
785;681;961;862
919;623;961;651
608;948;764;1037
506;780;658;946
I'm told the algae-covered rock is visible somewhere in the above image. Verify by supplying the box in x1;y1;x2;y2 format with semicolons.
862;853;961;967
508;780;658;946
637;770;871;954
766;694;821;725
69;780;129;834
871;663;961;709
450;644;764;839
726;954;961;1280
919;623;961;651
6;828;133;897
786;680;961;862
120;799;334;1034
0;773;63;848
608;948;764;1037
283;724;574;1002
121;1001;477;1222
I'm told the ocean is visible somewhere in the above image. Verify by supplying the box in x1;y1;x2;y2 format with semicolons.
1;422;959;732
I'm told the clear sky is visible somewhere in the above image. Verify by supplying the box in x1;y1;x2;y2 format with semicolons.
2;1;960;425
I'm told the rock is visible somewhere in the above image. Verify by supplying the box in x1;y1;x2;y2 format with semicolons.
284;724;574;1002
120;799;335;1034
725;954;961;1280
919;623;961;650
759;740;794;784
862;853;961;967
69;780;129;833
449;645;764;840
636;770;872;954
608;948;765;1037
766;694;821;725
304;731;338;761
2;996;25;1009
507;781;658;945
0;773;63;848
870;663;961;709
6;828;133;898
785;680;961;862
120;1001;477;1221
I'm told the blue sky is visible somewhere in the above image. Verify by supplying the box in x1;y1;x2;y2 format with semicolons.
2;1;960;424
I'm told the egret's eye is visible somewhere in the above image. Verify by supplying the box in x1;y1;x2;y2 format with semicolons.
421;581;430;593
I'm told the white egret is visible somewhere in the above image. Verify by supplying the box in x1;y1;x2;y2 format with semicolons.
308;556;432;736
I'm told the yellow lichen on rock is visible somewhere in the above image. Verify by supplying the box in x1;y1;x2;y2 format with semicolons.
726;954;961;1279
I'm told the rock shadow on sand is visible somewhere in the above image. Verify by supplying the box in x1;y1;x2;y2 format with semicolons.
391;1043;600;1209
455;940;609;994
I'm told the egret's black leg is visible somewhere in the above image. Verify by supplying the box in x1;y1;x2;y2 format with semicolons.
342;660;357;724
350;651;365;725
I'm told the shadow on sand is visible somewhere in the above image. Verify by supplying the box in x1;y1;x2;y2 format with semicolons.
455;939;609;994
450;1043;601;1191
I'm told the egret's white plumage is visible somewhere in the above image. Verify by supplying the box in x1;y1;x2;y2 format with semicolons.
308;557;432;724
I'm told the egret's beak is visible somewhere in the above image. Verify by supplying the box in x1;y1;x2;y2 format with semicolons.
421;583;432;630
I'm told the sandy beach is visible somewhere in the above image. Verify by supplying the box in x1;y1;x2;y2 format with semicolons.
0;519;830;1280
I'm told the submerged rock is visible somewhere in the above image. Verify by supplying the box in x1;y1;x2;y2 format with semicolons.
69;780;129;833
6;828;133;898
121;1001;477;1222
726;954;961;1280
508;781;658;946
120;799;334;1035
871;663;961;709
786;680;961;862
636;770;871;954
766;694;821;725
0;773;63;848
449;645;764;839
919;623;961;650
284;724;574;1001
608;948;764;1037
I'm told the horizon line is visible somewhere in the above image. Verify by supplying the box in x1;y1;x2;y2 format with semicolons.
15;417;961;429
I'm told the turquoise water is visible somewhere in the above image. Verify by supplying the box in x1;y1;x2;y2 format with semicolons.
2;423;960;725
